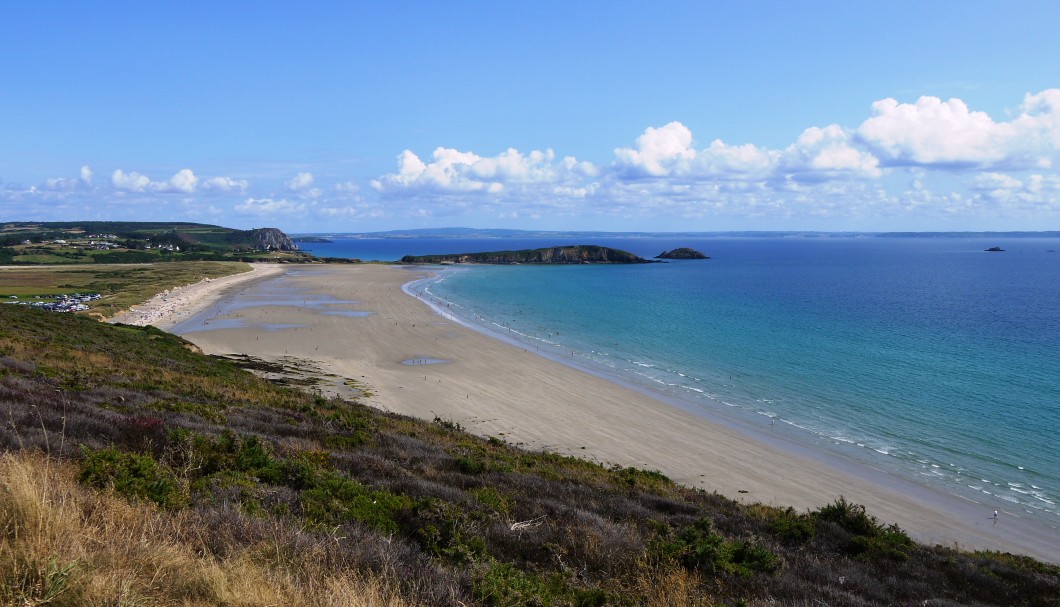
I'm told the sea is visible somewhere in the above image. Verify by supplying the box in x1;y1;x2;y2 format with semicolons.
301;236;1060;533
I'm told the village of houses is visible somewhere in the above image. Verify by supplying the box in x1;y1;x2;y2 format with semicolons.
22;233;184;253
3;233;124;312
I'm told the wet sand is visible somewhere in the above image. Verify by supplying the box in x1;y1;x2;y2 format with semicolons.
107;263;285;328
156;263;1057;563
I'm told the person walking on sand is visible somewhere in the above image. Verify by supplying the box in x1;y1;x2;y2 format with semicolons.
993;510;999;526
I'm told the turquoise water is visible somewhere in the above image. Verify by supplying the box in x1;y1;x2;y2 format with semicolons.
312;236;1060;531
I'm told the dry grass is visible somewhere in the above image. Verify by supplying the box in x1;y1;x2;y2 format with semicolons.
0;450;419;607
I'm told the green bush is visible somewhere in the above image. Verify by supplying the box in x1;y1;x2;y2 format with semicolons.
814;497;912;560
769;507;816;544
412;499;487;563
455;455;488;474
79;446;185;509
657;517;778;576
474;560;554;606
298;471;412;533
816;496;880;537
472;486;513;516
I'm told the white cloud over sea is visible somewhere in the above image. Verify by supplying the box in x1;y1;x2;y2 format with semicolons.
368;88;1060;227
3;89;1059;230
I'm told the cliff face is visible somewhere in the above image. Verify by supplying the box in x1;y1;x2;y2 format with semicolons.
251;228;299;251
401;245;654;264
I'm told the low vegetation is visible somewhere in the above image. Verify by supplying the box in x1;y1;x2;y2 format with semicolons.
0;261;251;318
1;302;1058;605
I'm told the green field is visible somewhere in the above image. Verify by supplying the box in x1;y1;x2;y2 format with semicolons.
0;261;251;318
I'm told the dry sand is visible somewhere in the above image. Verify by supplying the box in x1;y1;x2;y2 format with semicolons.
151;263;1057;563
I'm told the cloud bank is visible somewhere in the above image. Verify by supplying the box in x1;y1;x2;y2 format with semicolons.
3;89;1059;229
368;88;1060;225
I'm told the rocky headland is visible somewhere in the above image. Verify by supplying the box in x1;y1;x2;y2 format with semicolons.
250;227;299;251
400;244;656;264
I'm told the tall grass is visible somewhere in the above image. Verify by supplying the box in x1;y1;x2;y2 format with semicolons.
0;450;418;607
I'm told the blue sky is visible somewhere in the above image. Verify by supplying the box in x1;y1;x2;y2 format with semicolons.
3;1;1059;233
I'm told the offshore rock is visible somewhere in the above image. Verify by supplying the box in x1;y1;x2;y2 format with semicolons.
656;247;709;259
400;245;656;264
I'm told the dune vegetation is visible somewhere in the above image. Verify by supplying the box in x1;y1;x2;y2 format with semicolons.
1;302;1057;606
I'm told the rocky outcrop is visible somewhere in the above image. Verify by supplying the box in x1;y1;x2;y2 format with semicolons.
251;228;299;251
401;245;655;264
656;248;709;259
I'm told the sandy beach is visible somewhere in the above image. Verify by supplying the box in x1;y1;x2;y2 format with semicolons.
148;263;1057;563
107;263;286;328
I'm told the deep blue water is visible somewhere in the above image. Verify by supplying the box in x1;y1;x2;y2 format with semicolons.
305;236;1060;529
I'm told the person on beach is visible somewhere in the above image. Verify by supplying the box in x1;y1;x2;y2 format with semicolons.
993;510;999;525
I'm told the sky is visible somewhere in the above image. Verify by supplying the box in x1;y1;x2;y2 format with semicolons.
2;1;1059;234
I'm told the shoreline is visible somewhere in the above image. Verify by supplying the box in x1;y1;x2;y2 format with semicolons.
159;264;1057;563
107;263;286;329
405;271;1060;540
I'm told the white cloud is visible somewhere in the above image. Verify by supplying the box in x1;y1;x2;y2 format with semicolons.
696;139;778;178
202;176;249;192
319;204;385;219
168;169;198;193
856;89;1060;170
372;146;594;197
781;125;881;180
111;169;153;192
613;121;696;177
235;197;307;216
333;180;360;194
8;89;1060;230
109;168;250;194
972;172;1023;192
286;172;315;191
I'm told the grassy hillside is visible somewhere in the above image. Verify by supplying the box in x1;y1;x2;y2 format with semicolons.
1;303;1057;606
0;221;308;264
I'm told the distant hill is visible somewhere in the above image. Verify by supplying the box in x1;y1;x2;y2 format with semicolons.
1;221;298;251
0;221;302;264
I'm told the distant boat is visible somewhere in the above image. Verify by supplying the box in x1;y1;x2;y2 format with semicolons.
985;246;1005;252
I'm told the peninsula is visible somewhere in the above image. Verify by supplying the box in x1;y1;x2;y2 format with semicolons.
399;244;655;264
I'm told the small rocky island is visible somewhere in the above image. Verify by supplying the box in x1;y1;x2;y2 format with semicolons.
400;245;656;264
985;246;1005;252
656;247;709;259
